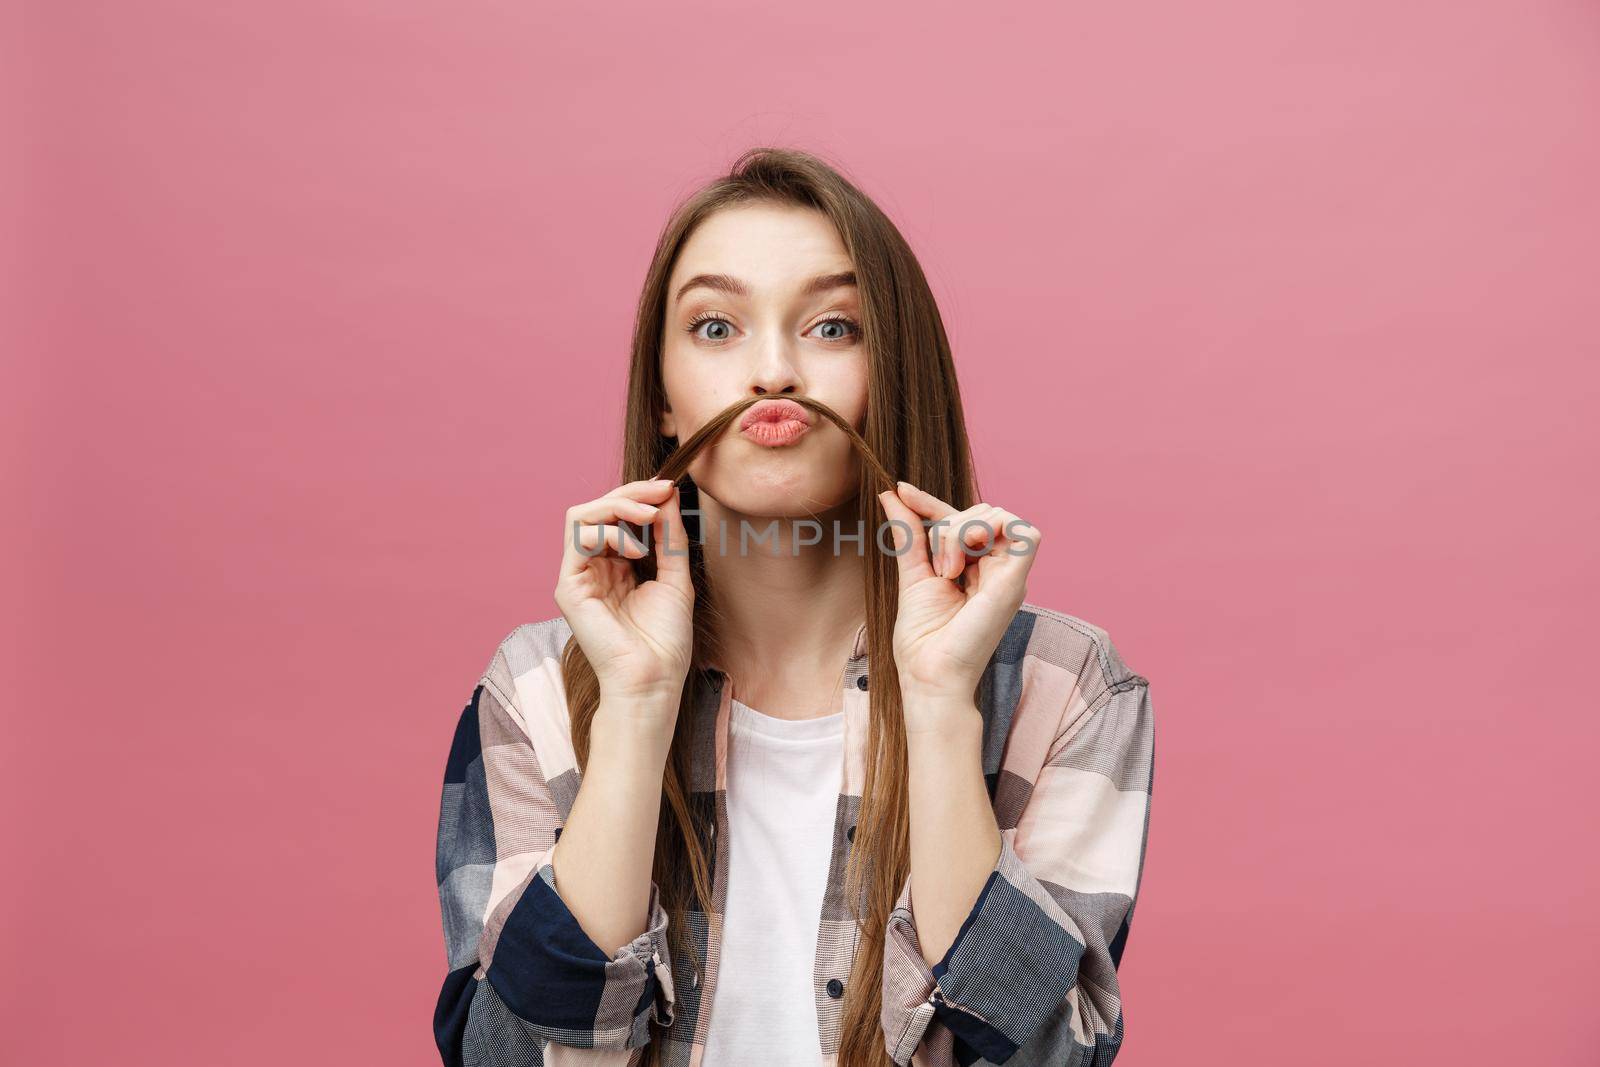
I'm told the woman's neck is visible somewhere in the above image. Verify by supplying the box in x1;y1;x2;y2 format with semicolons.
698;495;867;720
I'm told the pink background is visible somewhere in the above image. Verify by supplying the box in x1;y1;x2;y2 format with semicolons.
10;1;1599;1063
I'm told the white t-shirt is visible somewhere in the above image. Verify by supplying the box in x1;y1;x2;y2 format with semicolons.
701;696;846;1066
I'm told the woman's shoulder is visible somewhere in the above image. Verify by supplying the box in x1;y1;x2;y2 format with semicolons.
471;615;574;705
493;613;574;665
1014;601;1148;697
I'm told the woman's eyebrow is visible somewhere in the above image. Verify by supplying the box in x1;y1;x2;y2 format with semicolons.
803;270;857;296
673;271;857;305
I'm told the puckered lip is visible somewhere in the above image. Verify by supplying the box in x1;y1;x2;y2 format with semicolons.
739;398;813;430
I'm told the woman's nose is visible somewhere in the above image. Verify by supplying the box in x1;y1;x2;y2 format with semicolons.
747;337;803;395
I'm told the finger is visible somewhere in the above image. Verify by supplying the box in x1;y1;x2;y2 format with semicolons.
894;481;959;519
875;486;936;585
561;493;666;578
894;481;965;578
933;505;984;581
612;478;682;503
651;485;694;596
948;506;1043;580
1002;513;1043;562
574;522;653;561
567;492;667;527
963;510;1045;615
946;505;1009;581
963;526;1035;619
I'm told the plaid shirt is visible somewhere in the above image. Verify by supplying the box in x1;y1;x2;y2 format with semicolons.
433;602;1155;1066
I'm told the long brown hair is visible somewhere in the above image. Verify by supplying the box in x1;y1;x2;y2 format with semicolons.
559;146;979;1067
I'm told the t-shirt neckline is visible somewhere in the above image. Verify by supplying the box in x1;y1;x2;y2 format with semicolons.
729;696;846;743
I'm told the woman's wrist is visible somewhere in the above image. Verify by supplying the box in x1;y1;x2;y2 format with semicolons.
899;688;983;738
593;696;680;752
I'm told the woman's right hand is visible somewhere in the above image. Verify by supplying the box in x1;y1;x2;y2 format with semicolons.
554;478;696;719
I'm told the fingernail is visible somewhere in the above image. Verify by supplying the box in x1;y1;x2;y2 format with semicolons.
653;478;673;485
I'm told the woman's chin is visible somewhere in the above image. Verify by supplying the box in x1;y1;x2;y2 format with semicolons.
696;475;858;521
692;447;853;507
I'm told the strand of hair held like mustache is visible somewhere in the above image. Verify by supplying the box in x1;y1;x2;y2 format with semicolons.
649;394;898;491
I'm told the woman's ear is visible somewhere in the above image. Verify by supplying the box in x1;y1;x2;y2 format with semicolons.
659;403;677;439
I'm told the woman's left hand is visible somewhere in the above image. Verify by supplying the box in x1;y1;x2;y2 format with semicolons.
876;480;1044;732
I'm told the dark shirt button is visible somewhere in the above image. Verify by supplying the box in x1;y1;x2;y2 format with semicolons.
826;978;845;998
846;825;855;843
855;674;869;691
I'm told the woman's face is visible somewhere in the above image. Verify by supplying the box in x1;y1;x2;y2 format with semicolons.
659;202;868;518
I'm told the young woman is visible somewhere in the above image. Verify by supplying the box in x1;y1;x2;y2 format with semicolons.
433;148;1155;1067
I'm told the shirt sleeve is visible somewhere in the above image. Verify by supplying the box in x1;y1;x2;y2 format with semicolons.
880;672;1155;1066
433;658;677;1066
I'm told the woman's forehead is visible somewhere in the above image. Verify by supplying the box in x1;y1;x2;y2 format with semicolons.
671;206;853;297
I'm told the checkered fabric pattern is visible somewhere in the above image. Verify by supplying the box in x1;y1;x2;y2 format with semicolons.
433;602;1154;1066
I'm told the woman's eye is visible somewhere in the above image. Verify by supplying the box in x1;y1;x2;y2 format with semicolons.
687;316;734;342
809;317;860;342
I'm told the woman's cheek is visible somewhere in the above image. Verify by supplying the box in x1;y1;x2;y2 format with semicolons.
826;436;862;495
